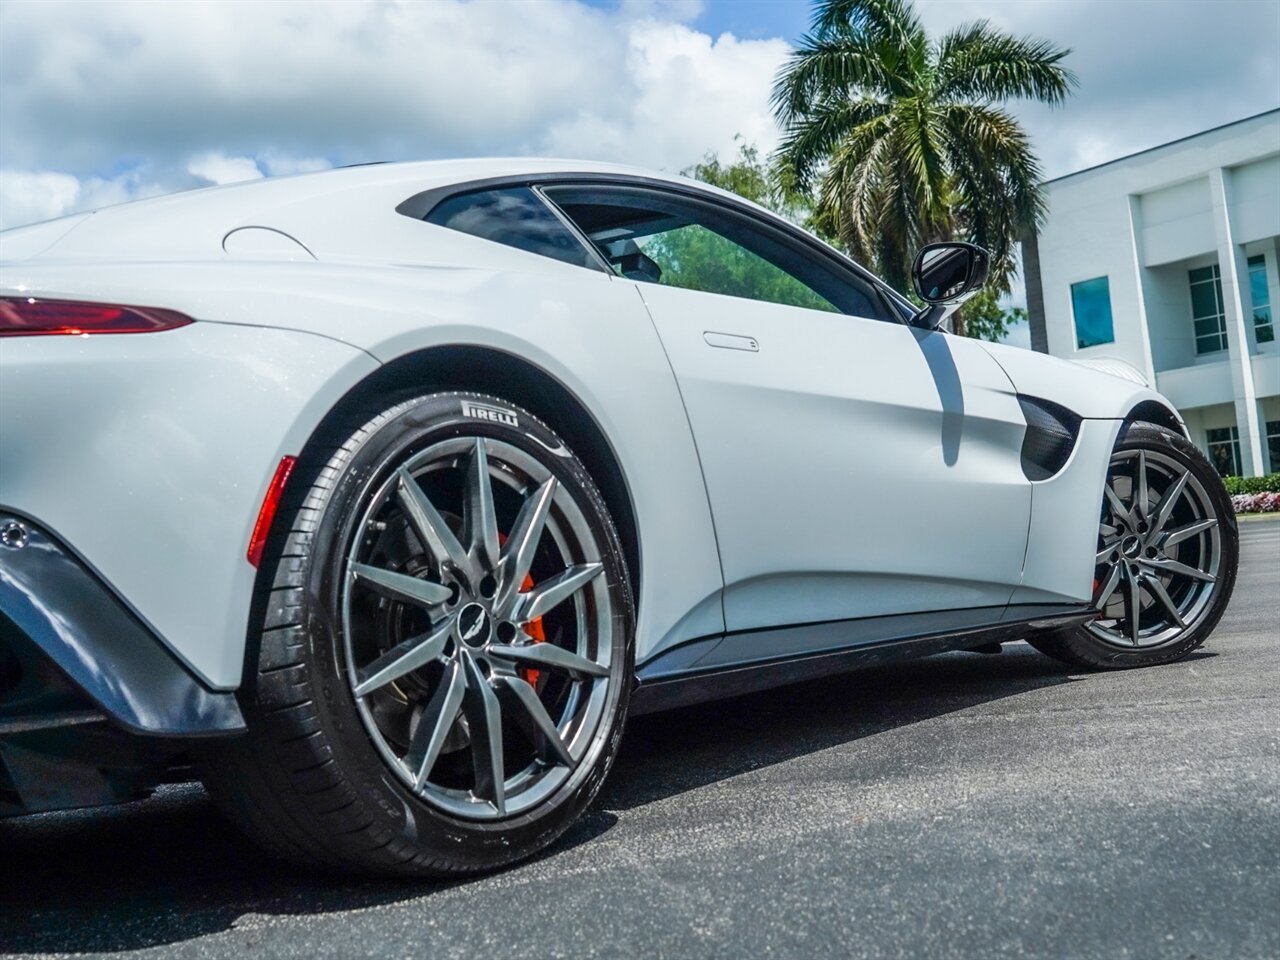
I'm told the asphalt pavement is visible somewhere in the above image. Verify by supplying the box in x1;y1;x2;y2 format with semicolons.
2;517;1277;959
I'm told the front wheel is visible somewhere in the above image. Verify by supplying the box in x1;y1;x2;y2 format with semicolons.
1029;421;1238;670
201;391;635;877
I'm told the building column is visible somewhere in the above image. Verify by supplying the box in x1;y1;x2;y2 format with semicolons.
1208;167;1265;476
1125;195;1157;384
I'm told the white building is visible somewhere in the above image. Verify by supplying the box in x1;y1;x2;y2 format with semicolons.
1025;109;1280;477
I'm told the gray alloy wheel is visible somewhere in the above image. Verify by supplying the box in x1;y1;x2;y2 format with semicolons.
1028;420;1238;671
1089;447;1222;649
342;436;614;821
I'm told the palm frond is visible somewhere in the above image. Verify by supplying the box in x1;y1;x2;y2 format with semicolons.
936;22;1076;105
820;123;895;264
894;100;950;234
812;0;924;48
943;103;1046;290
772;33;894;125
775;96;890;189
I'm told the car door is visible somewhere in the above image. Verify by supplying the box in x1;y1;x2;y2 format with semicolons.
543;183;1033;636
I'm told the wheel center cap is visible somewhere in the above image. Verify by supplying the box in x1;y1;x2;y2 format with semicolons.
1121;535;1143;559
457;602;492;647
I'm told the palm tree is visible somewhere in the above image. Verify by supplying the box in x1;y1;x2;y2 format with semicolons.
773;0;1075;324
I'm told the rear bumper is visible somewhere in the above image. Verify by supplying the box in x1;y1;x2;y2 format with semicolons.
0;512;244;738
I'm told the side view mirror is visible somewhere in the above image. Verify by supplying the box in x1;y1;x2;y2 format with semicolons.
909;241;990;329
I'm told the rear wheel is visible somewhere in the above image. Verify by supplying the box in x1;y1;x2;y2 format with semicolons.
201;391;634;876
1029;421;1238;670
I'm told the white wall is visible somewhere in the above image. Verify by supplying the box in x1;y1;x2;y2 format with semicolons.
1036;110;1280;378
1231;156;1280;245
1140;177;1215;266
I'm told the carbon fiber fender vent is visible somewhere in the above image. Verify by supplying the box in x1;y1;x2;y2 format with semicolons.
1018;396;1082;481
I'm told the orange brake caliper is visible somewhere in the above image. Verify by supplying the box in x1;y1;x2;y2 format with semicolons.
498;531;546;686
520;571;547;687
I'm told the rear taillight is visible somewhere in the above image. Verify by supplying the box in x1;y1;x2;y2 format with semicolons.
0;297;194;337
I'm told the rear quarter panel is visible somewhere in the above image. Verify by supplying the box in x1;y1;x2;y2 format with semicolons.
0;253;723;686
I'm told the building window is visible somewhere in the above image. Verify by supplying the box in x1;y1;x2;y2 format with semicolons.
1205;426;1242;477
1189;264;1228;354
1070;276;1114;348
1247;255;1274;344
1268;420;1280;474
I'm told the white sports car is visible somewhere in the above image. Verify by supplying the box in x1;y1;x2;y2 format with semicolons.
0;160;1237;876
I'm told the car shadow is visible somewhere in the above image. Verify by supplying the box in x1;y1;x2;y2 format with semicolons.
0;643;1117;954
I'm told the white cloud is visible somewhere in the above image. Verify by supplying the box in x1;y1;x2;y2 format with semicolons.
187;153;263;186
0;166;167;229
2;0;1273;232
258;153;332;177
540;21;788;169
915;0;1280;180
0;0;790;228
0;170;80;228
1000;318;1032;350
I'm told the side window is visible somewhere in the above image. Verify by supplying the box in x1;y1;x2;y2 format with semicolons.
425;187;596;269
542;185;891;320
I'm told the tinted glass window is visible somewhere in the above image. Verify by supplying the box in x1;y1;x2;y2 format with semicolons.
1188;263;1227;354
1205;426;1241;477
1070;276;1114;349
1248;254;1273;344
426;187;595;268
543;185;891;320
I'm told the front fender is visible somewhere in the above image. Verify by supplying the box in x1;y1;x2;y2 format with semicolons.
978;339;1177;423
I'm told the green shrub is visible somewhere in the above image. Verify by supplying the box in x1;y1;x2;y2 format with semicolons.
1223;474;1280;495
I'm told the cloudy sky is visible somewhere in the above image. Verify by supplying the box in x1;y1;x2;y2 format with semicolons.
2;0;1277;327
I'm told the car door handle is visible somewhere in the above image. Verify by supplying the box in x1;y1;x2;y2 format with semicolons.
703;331;759;352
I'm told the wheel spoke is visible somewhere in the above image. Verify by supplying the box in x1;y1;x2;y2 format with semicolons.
1141;573;1186;629
1099;521;1119;538
1150;470;1189;534
1141;555;1216;583
1094;562;1123;610
1104;483;1132;527
404;658;466;789
396;468;472;579
460;651;506;815
1162;517;1218;548
496;675;574;766
1096;543;1118;565
496;477;557;613
1124;567;1142;646
489;641;609;678
465;440;500;573
353;619;452;697
516;563;603;622
350;562;453;608
1134;450;1149;519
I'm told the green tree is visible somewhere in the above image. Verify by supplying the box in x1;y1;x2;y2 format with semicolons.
957;288;1026;342
648;138;840;312
772;0;1074;330
684;137;827;236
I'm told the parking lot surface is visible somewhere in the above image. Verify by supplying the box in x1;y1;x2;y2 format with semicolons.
2;517;1277;959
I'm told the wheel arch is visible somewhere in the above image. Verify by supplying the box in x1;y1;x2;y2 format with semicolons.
295;344;642;603
1124;399;1187;439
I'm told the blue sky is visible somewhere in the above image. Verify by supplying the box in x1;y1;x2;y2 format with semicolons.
587;0;814;42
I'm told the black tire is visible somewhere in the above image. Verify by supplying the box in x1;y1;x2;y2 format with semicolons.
1029;420;1238;670
200;391;634;877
